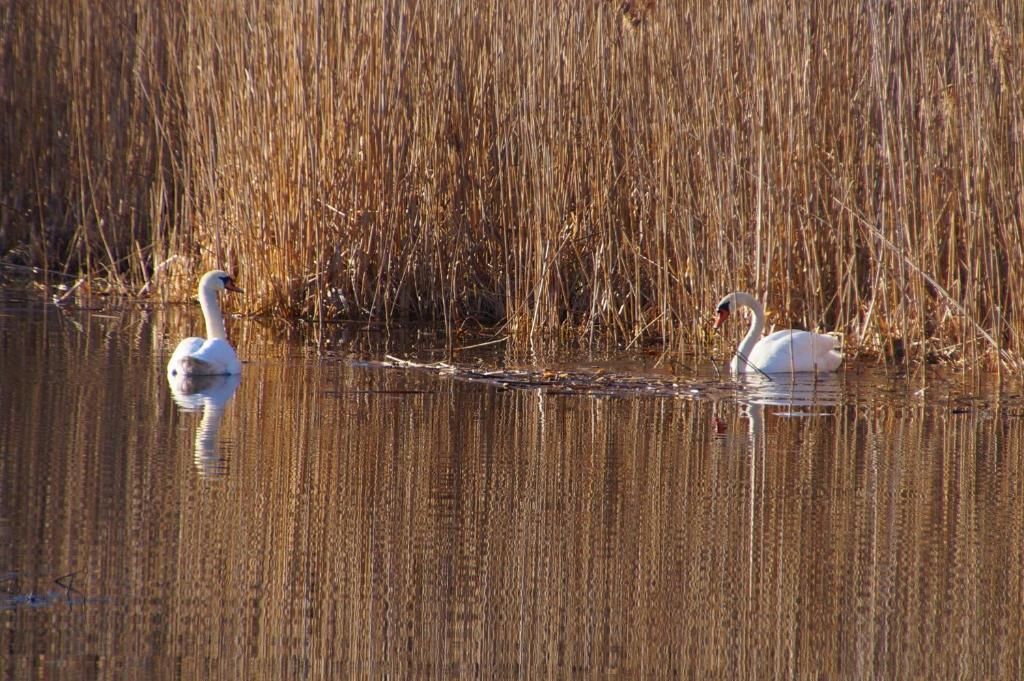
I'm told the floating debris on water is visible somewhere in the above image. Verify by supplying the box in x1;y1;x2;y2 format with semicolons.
371;355;729;399
0;571;93;611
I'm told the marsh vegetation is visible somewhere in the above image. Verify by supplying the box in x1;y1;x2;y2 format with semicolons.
2;2;1022;364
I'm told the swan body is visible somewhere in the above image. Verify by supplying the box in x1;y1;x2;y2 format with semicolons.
714;291;842;374
167;270;243;377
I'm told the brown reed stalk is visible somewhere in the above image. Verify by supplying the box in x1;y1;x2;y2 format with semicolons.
1;1;1021;365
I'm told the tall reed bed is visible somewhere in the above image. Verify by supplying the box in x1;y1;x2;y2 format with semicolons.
2;1;1022;364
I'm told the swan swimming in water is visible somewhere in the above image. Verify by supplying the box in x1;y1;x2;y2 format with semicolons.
167;270;243;377
714;291;842;374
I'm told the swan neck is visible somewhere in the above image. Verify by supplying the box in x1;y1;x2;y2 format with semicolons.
199;287;227;340
736;294;765;364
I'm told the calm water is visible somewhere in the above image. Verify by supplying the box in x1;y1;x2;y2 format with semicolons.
3;293;1024;679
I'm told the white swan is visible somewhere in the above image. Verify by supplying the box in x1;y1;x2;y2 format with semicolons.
714;291;842;374
167;270;243;377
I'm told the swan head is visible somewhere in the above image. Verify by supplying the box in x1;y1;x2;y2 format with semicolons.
199;270;244;295
714;293;735;329
714;291;760;329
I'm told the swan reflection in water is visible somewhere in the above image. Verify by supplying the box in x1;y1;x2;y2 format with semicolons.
733;372;842;595
739;371;842;441
743;371;843;412
168;372;241;477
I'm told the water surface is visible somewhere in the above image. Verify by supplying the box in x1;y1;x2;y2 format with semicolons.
2;293;1023;678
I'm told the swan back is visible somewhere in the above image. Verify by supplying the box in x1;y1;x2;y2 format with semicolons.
745;329;843;373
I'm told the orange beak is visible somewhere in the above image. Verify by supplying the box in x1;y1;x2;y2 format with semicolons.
225;279;244;293
714;308;729;330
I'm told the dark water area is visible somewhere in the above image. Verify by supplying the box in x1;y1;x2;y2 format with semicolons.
2;292;1024;678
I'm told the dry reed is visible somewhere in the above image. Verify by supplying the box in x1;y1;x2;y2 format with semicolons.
2;1;1022;364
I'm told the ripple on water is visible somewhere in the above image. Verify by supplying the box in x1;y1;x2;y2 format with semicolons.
2;295;1024;677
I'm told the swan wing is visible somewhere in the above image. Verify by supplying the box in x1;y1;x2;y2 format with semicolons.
168;337;241;376
188;338;241;375
168;337;204;372
746;330;842;373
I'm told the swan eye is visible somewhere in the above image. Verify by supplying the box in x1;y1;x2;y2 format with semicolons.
716;301;731;313
219;275;243;293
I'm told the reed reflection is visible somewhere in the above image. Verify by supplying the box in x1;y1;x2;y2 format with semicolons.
5;297;1024;678
168;372;242;476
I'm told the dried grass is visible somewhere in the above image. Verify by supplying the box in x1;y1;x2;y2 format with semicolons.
2;1;1022;365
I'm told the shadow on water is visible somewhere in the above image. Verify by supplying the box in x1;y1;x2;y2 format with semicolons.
3;294;1024;678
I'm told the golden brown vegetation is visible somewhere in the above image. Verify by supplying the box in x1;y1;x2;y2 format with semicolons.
2;2;1022;364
